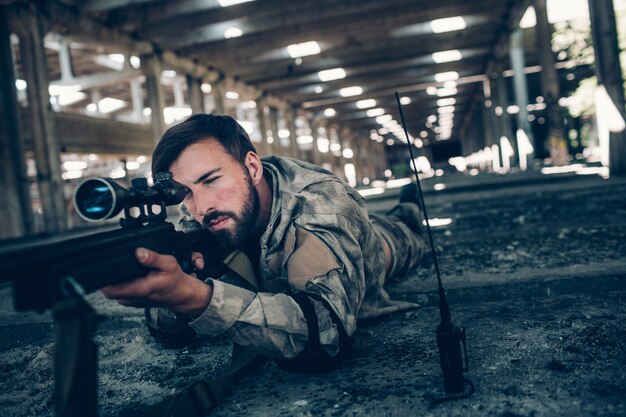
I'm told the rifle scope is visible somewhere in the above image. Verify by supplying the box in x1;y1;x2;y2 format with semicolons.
73;173;186;222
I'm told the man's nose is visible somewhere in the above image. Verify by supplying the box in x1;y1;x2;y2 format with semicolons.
194;193;215;218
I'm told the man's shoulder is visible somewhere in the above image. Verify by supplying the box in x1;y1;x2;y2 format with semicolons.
262;156;337;189
263;156;365;218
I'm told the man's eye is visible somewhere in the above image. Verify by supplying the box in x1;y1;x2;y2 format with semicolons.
203;177;219;185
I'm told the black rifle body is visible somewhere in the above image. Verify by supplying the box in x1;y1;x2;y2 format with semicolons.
0;222;209;312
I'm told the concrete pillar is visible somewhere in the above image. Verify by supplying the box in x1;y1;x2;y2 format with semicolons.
143;54;166;144
212;80;225;115
268;106;281;156
316;119;333;170
57;38;74;82
255;99;270;156
535;0;569;165
172;77;185;108
375;142;388;179
361;138;374;183
309;116;322;166
347;131;363;184
485;74;503;147
10;4;66;234
288;104;300;159
494;58;518;169
589;0;626;175
187;75;204;114
0;8;34;237
130;78;144;121
510;28;536;169
335;127;349;181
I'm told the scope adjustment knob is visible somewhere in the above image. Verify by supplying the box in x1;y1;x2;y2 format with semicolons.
154;172;173;182
131;177;148;190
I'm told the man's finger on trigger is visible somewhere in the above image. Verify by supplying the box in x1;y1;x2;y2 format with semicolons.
192;254;205;270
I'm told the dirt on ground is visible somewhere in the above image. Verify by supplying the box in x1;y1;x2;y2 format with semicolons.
1;171;625;417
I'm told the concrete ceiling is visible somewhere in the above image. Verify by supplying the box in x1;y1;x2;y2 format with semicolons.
18;0;536;147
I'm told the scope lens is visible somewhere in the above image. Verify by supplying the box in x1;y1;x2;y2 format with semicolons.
74;178;116;221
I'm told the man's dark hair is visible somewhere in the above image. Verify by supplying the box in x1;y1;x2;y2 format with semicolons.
152;114;257;174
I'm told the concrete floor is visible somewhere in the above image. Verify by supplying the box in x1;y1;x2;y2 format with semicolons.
1;168;625;417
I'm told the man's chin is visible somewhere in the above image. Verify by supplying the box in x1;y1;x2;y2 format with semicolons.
205;227;239;255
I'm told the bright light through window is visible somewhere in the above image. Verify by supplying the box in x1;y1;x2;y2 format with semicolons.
432;49;462;63
367;108;385;117
163;107;192;124
430;16;466;33
520;7;537;28
437;97;456;107
356;99;377;109
224;27;243;38
437;88;458;97
55;91;86;106
99;97;126;113
339;86;363;97
324;108;336;117
435;71;459;82
225;91;240;99
376;114;393;124
218;0;254;7
400;96;411;105
318;68;346;81
287;41;321;58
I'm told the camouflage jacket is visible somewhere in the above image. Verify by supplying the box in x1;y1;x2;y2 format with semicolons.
147;156;416;368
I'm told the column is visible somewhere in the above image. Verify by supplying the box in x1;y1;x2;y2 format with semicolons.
0;8;34;237
143;54;166;144
187;75;204;114
288;104;300;160
211;80;225;115
495;57;518;169
535;0;569;165
255;99;270;156
482;77;498;148
510;28;536;169
267;106;281;156
10;4;66;234
130;78;144;121
360;137;372;183
309;116;322;166
589;0;626;175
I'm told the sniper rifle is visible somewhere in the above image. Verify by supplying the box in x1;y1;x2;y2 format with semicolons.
0;172;214;417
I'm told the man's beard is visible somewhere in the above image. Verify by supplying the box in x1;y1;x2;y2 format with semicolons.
201;172;260;257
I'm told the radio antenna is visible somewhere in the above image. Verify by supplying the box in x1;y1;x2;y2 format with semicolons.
394;92;472;401
394;95;449;322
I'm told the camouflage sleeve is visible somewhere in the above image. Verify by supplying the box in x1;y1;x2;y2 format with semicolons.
187;278;341;362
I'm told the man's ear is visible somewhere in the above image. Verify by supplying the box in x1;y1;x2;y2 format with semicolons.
244;151;263;184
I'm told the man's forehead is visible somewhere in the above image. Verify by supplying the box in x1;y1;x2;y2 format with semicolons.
170;137;235;178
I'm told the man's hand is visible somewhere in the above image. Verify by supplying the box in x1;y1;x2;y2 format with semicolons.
101;247;212;316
